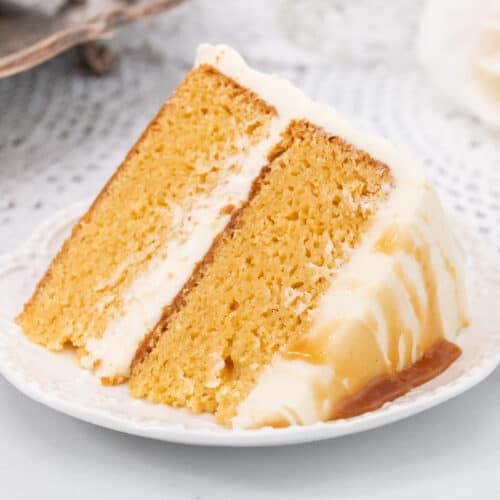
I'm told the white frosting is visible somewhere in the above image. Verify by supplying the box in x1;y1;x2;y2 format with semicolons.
82;115;288;378
193;45;466;429
235;359;334;426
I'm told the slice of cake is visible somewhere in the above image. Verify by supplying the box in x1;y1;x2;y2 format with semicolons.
17;44;468;428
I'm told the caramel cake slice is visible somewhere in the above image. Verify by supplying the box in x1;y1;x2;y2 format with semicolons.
18;45;468;428
129;46;468;427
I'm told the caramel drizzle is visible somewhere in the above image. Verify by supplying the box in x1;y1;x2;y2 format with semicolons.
443;255;469;328
283;223;463;422
375;225;445;353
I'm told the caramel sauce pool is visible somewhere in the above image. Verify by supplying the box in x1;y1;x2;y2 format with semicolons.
334;339;461;419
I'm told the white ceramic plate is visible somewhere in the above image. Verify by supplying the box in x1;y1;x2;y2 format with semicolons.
0;202;499;447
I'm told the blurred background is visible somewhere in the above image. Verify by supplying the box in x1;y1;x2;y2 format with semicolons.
1;0;499;255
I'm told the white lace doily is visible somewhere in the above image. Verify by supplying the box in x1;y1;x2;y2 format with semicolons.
0;0;500;445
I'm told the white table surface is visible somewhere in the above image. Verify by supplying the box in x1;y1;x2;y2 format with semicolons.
1;1;499;498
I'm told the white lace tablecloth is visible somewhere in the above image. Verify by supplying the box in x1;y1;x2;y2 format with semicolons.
1;0;500;256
